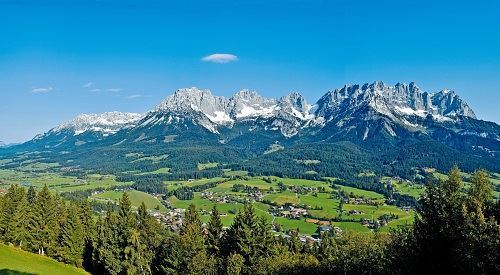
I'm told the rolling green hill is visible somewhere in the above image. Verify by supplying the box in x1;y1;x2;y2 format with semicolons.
0;244;88;275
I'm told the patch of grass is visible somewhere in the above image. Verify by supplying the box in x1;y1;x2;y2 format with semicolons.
342;204;410;221
358;171;376;177
273;217;319;235
271;177;333;191
197;162;219;170
130;154;168;164
137;167;170;175
295;159;321;165
299;193;340;220
332;221;371;233
18;162;60;172
389;180;424;198
336;185;385;200
163;177;228;192
163;135;177;143
0;244;88;274
125;152;144;158
0;169;132;192
223;170;249;177
264;144;284;154
264;191;300;205
92;190;167;212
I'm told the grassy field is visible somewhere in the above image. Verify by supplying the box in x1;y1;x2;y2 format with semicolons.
0;244;88;275
92;190;167;212
223;170;249;177
197;162;219;170
128;154;168;164
137;167;170;175
0;168;132;192
264;144;284;154
342;204;410;220
336;185;385;200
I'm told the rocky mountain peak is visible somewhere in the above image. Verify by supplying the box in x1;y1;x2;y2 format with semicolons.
52;111;143;136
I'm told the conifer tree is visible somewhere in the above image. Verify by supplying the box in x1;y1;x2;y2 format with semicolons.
93;203;122;275
79;200;96;271
207;205;223;255
182;203;202;233
9;193;30;249
226;253;244;275
124;229;149;275
167;204;214;274
0;184;25;242
224;204;260;266
27;185;36;204
56;203;85;267
137;202;162;272
117;192;136;271
28;184;58;255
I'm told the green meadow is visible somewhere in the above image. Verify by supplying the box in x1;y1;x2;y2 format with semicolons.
0;244;88;275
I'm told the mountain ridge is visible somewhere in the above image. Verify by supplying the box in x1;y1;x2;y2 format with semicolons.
2;81;498;179
39;81;483;140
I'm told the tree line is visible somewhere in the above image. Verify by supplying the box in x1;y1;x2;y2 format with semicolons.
0;167;498;274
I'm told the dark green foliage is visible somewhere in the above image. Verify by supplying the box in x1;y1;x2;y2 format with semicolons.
387;168;500;274
28;185;59;256
0;185;28;247
55;203;85;267
165;179;227;200
131;178;166;194
207;205;223;255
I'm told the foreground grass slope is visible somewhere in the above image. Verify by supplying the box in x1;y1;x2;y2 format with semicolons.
0;244;88;275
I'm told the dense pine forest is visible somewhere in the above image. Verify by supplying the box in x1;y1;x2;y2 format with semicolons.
0;168;499;274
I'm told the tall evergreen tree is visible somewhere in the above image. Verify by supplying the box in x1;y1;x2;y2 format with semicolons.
9;193;30;249
182;203;202;233
223;204;263;266
79;200;96;271
0;184;25;242
136;202;162;273
56;203;85;267
124;229;149;275
93;203;122;275
207;205;223;255
28;184;58;255
26;185;36;204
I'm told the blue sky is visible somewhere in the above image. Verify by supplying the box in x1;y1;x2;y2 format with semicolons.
1;0;499;143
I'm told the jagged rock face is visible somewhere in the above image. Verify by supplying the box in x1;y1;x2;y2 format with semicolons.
25;82;498;159
315;81;475;123
50;112;143;136
153;87;312;136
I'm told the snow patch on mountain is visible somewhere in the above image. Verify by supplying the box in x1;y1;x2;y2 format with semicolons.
53;112;143;136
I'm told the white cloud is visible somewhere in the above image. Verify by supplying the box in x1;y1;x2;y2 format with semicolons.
106;88;123;92
126;94;142;99
201;53;238;64
90;88;101;92
31;87;53;93
82;82;94;88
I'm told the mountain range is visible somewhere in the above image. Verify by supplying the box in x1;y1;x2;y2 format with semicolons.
1;81;499;179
